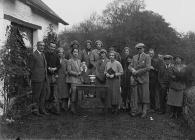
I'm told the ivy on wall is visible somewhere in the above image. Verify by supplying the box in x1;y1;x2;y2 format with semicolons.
0;25;32;117
43;24;59;51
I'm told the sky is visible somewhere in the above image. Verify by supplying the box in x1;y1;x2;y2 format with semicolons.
42;0;195;33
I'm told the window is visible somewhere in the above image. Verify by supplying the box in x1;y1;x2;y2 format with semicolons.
11;22;33;48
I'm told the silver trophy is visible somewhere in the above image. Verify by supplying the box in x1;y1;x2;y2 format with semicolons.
88;75;96;84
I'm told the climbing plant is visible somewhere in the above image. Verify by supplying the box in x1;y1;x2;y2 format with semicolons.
43;24;59;51
0;25;32;118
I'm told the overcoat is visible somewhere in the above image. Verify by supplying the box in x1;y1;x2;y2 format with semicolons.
132;52;151;103
57;59;69;99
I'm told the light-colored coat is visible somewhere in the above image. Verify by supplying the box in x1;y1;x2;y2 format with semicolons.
132;52;151;84
90;49;100;68
66;58;83;84
132;52;151;104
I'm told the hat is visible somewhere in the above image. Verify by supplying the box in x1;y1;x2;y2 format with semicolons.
163;55;173;60
173;55;184;61
123;47;129;51
95;40;103;46
70;40;79;47
99;49;107;54
135;43;145;49
86;40;92;44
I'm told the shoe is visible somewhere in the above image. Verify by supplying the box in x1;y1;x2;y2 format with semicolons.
141;112;147;118
130;112;136;117
88;94;94;98
174;113;178;119
148;109;155;113
158;111;165;115
32;111;43;117
41;111;50;115
169;113;174;119
70;103;77;114
114;109;119;115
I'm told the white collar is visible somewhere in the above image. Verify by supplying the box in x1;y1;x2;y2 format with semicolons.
37;49;42;55
139;52;144;56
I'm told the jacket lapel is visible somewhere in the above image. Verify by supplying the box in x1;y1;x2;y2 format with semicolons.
71;59;80;73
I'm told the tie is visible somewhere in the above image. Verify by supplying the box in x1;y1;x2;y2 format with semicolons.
138;54;141;61
40;53;45;66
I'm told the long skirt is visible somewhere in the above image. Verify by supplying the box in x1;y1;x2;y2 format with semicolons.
57;76;69;99
96;79;111;108
167;88;184;107
107;78;122;106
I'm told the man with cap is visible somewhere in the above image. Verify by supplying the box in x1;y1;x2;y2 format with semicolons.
132;43;151;118
158;54;173;114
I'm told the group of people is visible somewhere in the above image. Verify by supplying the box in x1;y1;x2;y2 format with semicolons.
30;39;187;119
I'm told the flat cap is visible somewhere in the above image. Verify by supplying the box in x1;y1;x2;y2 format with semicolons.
173;55;184;60
163;55;173;60
100;49;107;54
135;43;145;49
70;40;80;47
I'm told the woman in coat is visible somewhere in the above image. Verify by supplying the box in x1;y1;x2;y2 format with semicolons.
56;48;69;112
66;48;83;114
104;51;123;114
90;40;103;71
121;47;131;110
167;56;186;119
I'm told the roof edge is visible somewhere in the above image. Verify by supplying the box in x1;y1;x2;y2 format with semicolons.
26;0;69;25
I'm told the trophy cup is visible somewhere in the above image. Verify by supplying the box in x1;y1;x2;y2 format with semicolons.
88;75;96;85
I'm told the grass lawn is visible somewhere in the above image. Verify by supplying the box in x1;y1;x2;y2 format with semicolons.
0;98;194;140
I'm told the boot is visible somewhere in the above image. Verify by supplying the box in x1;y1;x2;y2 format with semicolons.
63;98;69;111
61;98;69;111
169;106;175;118
71;102;77;114
141;104;148;118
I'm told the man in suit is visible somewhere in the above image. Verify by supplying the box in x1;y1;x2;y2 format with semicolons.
44;42;60;114
158;55;173;114
132;43;151;118
30;41;49;116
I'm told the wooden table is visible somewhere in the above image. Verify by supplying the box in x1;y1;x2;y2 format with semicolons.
76;84;108;111
76;84;108;91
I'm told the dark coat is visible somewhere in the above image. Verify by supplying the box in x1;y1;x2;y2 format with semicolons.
30;50;48;82
149;57;162;83
44;51;60;75
158;62;173;84
95;58;109;83
57;59;69;99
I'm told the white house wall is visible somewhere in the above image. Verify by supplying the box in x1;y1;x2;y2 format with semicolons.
0;0;6;48
1;0;59;49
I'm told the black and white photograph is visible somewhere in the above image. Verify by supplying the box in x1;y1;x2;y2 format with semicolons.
0;0;195;139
